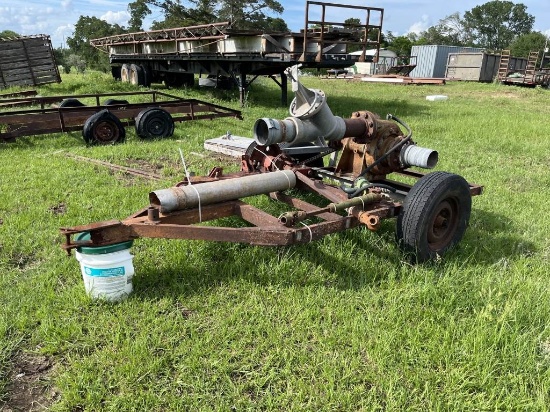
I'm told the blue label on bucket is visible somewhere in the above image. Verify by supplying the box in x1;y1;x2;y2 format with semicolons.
84;266;125;277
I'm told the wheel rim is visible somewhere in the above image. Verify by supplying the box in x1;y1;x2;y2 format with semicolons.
146;116;168;137
93;120;120;144
427;199;459;250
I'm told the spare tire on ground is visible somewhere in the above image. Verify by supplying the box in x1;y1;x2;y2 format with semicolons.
82;109;126;145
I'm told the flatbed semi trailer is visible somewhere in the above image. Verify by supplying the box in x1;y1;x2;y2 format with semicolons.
90;1;384;104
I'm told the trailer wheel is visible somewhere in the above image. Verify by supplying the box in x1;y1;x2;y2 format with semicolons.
396;171;471;262
121;64;130;83
103;99;129;106
164;73;185;88
59;98;86;108
82;109;126;145
141;65;152;87
135;108;174;139
129;64;145;86
111;66;122;81
164;73;194;88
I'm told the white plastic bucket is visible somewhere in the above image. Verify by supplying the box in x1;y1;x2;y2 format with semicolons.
75;235;134;301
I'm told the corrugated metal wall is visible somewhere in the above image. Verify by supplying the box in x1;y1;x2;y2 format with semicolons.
410;45;484;78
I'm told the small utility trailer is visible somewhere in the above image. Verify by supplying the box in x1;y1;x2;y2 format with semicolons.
61;70;483;263
0;90;242;144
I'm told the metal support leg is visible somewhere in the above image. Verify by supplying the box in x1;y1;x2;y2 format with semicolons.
239;72;247;107
281;71;288;106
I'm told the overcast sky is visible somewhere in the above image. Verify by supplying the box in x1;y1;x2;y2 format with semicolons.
1;0;549;48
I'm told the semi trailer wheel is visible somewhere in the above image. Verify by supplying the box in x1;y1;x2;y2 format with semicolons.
135;108;174;139
129;64;145;86
121;64;130;82
82;109;126;145
396;171;472;262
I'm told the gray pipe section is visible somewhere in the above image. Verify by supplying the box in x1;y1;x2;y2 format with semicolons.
254;84;346;146
400;144;438;169
149;170;297;213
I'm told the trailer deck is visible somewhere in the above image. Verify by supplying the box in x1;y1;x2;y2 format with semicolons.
0;90;242;144
90;1;384;105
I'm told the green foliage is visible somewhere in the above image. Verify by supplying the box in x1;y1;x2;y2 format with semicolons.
66;54;87;74
66;16;125;72
128;0;151;32
463;0;534;50
385;32;413;56
132;0;287;31
414;12;470;46
0;30;19;39
509;32;548;60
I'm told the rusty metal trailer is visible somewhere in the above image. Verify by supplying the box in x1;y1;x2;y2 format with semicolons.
0;90;242;144
0;35;60;89
61;70;482;264
90;1;384;105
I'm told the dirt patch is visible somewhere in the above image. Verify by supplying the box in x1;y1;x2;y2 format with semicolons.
7;253;34;271
48;203;66;216
124;158;168;175
1;353;58;412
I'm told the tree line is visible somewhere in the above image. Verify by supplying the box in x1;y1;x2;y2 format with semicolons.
2;0;547;73
385;1;547;63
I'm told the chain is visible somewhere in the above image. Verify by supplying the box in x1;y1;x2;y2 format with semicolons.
295;148;337;165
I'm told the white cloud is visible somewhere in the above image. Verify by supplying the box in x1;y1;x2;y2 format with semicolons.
61;0;73;12
100;10;130;26
406;14;430;34
54;23;74;46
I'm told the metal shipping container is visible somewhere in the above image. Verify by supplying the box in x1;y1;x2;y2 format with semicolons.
410;45;483;78
445;52;528;82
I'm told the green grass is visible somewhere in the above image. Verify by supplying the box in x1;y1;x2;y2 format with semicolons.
1;72;550;410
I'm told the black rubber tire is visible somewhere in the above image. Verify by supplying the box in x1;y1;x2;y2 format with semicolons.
103;99;129;106
111;66;122;81
164;72;185;88
59;98;85;108
120;64;130;83
129;64;145;86
82;109;126;145
396;171;472;262
134;108;174;139
181;73;194;87
141;65;152;87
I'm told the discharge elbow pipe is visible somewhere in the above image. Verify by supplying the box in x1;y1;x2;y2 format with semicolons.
254;80;347;146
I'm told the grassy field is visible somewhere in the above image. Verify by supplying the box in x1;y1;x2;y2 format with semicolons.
1;72;550;411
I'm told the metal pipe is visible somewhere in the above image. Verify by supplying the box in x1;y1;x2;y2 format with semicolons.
149;170;296;213
253;79;346;146
400;144;438;169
